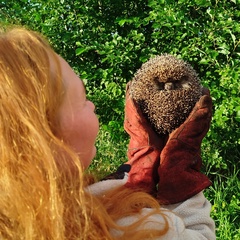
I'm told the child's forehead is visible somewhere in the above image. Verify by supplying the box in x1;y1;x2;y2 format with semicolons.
57;55;86;94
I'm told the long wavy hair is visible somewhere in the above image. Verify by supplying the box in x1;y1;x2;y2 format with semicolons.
0;26;168;239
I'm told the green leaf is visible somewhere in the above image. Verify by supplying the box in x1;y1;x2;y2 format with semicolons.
117;19;126;26
229;30;236;45
75;48;87;56
199;58;209;64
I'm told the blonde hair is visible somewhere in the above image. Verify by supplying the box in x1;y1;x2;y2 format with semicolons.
0;27;168;239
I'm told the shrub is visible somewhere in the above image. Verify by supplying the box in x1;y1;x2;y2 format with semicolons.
1;1;239;238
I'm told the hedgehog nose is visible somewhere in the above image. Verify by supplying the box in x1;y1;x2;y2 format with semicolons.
164;82;174;90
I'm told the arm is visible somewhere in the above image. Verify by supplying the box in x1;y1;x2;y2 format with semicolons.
122;85;216;239
123;82;166;194
124;84;213;204
87;178;215;239
164;192;216;240
110;192;215;240
157;90;212;204
102;84;215;238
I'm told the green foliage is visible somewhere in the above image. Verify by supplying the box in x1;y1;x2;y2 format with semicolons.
205;167;240;240
88;127;128;179
1;1;240;239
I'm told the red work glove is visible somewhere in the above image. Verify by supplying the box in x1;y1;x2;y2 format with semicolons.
157;89;212;204
124;82;167;194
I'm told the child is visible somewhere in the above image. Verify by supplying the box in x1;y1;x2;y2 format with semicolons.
0;26;215;239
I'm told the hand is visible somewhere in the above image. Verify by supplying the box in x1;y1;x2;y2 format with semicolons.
124;82;167;194
157;88;213;204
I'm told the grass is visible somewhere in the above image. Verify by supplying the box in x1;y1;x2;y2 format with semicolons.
90;126;240;240
205;169;240;239
88;126;128;179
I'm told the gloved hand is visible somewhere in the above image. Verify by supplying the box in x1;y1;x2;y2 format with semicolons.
123;82;167;194
157;89;212;204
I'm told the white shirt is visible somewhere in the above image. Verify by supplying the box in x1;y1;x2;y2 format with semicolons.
87;173;216;240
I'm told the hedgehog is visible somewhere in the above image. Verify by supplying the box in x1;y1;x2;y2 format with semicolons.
129;54;202;135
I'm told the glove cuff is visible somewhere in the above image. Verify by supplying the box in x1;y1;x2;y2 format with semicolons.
157;166;211;204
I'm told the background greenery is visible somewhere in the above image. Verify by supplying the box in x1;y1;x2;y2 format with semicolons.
1;0;239;239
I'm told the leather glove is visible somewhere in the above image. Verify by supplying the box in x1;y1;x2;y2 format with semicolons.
123;82;167;194
157;89;212;204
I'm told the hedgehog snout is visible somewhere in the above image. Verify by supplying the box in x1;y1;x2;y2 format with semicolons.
164;82;174;90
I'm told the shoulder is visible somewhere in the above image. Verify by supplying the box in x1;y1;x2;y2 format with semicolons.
110;207;185;239
86;177;215;240
86;172;128;195
112;199;215;240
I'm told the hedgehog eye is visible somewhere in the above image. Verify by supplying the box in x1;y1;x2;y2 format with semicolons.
171;76;190;89
153;77;164;90
167;77;174;82
179;75;190;89
180;75;189;82
174;82;182;89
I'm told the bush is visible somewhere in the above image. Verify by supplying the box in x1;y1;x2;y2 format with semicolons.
1;0;239;238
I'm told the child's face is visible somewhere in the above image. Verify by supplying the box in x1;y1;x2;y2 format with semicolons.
56;56;99;169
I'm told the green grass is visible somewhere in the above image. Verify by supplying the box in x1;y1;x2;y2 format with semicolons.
88;126;128;180
90;126;240;240
205;169;240;239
